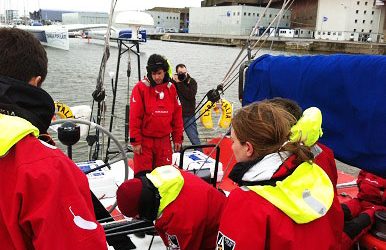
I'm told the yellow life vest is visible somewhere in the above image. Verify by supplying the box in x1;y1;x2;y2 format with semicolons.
146;165;184;217
0;114;39;157
200;98;233;129
290;107;323;146
53;101;75;120
248;162;334;224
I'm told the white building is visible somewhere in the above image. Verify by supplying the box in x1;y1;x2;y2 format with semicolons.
315;0;385;42
62;12;108;25
189;6;291;36
146;10;180;33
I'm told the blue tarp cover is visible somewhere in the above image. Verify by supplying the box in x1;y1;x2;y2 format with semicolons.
243;54;386;177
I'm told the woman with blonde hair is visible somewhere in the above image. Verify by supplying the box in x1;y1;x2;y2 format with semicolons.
216;101;343;250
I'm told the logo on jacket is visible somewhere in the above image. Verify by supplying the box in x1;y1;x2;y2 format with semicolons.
69;206;97;230
216;231;236;250
166;233;180;250
132;96;136;103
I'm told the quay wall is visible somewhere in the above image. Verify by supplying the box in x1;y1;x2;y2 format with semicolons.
148;33;386;55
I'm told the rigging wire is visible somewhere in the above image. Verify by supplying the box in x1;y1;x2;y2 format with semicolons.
188;0;295;180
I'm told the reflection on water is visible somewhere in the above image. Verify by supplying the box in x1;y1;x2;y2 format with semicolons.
45;38;298;161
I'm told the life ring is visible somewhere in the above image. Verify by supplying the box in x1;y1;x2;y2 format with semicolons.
53;101;75;120
200;98;233;129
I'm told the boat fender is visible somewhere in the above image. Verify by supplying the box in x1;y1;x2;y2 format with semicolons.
53;101;75;120
200;99;233;129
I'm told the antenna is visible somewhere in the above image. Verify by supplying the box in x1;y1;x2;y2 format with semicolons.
114;10;154;40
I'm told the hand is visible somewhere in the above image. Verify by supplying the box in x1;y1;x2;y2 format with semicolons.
172;74;180;83
132;144;142;155
174;143;182;152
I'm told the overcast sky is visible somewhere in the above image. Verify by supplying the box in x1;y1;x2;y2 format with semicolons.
2;0;202;14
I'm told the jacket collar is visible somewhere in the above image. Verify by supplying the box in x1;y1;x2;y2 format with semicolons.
229;152;297;186
0;114;39;157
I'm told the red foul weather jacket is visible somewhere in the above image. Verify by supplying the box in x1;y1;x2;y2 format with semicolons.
129;79;183;146
155;170;226;250
217;156;343;250
0;135;107;250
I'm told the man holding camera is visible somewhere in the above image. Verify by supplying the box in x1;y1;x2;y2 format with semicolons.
172;64;201;147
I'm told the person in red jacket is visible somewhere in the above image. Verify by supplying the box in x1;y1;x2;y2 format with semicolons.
218;101;343;250
341;170;386;249
116;165;226;250
129;54;183;176
0;28;107;249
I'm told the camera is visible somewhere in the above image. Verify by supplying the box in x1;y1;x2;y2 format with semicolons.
177;73;186;81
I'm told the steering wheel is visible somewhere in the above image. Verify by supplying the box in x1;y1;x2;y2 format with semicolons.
50;118;129;213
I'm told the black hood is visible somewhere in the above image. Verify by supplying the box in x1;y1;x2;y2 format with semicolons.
0;75;55;134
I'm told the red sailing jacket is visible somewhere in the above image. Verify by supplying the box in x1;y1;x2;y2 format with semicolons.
0;135;107;250
357;170;386;205
129;79;183;145
217;157;343;250
314;143;338;187
155;170;226;250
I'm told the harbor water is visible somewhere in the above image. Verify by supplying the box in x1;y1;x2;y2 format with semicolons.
44;38;359;174
44;38;292;160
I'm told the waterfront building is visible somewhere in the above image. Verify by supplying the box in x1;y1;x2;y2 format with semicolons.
29;9;74;23
315;0;385;42
62;12;108;25
189;5;291;36
5;10;18;23
145;8;182;33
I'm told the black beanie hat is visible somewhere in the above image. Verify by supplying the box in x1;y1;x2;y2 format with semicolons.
146;54;169;74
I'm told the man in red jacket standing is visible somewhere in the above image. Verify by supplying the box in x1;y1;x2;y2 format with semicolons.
129;54;183;177
117;165;226;250
0;28;107;249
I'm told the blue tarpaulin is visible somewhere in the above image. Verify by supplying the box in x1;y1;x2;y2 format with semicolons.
243;54;386;177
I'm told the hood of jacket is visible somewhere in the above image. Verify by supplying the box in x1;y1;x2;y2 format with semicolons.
247;161;334;224
0;114;39;157
0;75;54;134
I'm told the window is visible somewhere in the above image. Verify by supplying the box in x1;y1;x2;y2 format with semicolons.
333;32;336;35
354;29;356;32
244;12;246;16
372;11;374;15
318;31;321;35
253;13;255;16
363;20;365;23
166;16;168;19
323;32;326;35
157;21;160;24
158;16;160;18
338;32;342;35
361;29;364;32
233;12;235;16
371;20;373;24
328;32;331;35
248;13;251;16
301;30;303;34
257;13;259;17
356;10;359;14
263;14;266;17
355;19;358;23
357;1;360;5
365;1;368;5
237;12;240;16
369;29;372;33
269;14;272;18
364;10;367;14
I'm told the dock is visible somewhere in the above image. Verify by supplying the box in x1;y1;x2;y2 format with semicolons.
147;33;386;55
